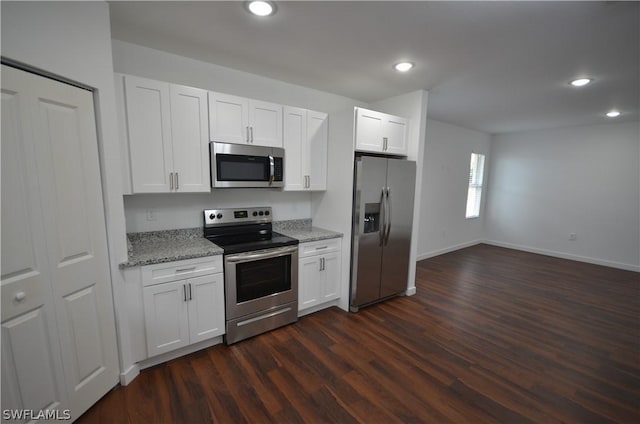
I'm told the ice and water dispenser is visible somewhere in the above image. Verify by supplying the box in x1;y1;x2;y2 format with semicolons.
363;203;380;234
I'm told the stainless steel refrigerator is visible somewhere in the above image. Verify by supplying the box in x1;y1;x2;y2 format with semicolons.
350;155;416;311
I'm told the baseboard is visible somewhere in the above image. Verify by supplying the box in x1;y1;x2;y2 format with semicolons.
416;240;483;261
483;240;640;272
298;299;340;317
139;336;223;371
119;364;140;386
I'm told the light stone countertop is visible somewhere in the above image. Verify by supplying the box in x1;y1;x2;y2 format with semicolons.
274;219;343;243
120;228;222;268
120;220;342;268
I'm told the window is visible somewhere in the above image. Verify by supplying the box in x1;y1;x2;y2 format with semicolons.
466;153;485;219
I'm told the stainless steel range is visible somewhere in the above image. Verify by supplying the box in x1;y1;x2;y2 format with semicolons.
203;207;299;344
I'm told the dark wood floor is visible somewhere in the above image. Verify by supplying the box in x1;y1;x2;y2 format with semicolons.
79;244;640;423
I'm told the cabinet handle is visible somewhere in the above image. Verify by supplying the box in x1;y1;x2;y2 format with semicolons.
176;266;196;273
322;257;326;271
383;137;388;151
175;172;179;190
183;284;187;302
188;283;193;301
170;172;174;190
250;126;254;144
246;126;250;144
315;246;328;250
319;257;323;272
14;291;26;302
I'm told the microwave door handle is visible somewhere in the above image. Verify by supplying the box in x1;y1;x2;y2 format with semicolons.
269;155;275;186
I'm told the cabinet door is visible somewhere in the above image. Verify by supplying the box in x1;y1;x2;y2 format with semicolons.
124;75;173;193
208;92;249;144
307;110;328;190
143;281;189;357
283;106;307;191
187;274;225;344
250;100;283;147
321;252;341;302
1;71;67;415
170;85;210;193
3;65;119;420
299;256;322;311
355;108;384;153
384;115;408;156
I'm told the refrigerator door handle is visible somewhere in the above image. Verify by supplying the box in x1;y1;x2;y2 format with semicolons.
384;187;392;245
379;187;386;246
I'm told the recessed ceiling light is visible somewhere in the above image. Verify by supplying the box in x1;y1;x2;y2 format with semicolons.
569;78;592;87
246;1;276;17
394;62;414;72
606;110;621;118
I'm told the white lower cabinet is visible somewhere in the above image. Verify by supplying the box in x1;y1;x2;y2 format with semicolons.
298;239;342;313
142;257;224;358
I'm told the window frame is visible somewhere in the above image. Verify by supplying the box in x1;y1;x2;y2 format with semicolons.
465;152;485;219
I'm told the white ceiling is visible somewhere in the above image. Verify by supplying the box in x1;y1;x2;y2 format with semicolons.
109;1;639;134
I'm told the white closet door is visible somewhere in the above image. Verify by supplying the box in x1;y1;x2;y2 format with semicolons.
1;66;67;416
1;65;119;420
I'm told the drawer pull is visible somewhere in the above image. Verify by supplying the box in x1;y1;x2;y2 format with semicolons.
14;291;26;302
175;267;197;273
315;246;328;250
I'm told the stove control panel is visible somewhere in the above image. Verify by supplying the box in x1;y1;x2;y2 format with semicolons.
204;207;272;227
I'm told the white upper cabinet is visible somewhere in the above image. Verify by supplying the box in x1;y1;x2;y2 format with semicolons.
169;85;210;192
124;75;173;193
354;107;408;156
209;91;282;148
207;92;249;145
283;106;328;191
121;74;210;194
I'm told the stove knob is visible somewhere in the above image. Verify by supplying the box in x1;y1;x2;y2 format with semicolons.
265;210;270;216
217;213;223;219
209;213;215;220
253;211;258;217
259;211;264;216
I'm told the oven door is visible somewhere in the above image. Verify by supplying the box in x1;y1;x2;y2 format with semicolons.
224;245;298;319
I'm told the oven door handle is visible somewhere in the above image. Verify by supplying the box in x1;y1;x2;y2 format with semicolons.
225;245;298;263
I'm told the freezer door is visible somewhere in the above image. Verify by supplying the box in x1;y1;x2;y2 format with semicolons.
351;156;388;308
380;159;416;298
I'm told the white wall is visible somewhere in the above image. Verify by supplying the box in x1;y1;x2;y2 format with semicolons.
124;191;311;232
417;119;492;259
485;121;640;271
112;40;364;232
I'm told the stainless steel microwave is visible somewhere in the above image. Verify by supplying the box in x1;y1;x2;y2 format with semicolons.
210;142;284;188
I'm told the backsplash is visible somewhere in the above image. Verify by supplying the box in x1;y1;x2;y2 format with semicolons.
123;190;312;233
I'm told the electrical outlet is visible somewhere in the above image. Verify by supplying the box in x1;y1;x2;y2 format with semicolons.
569;233;577;241
146;209;157;221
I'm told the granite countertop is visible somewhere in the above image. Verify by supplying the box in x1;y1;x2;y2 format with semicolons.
274;219;343;243
120;228;223;268
120;220;342;268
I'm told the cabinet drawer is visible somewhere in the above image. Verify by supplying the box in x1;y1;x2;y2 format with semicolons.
142;256;223;287
298;238;341;258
